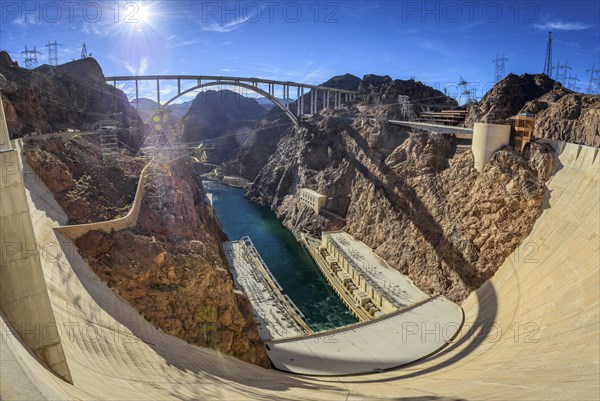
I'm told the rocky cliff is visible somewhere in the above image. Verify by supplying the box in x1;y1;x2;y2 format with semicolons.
0;52;145;151
465;73;560;125
75;158;270;367
24;137;143;224
465;73;599;146
359;74;458;108
520;91;600;147
248;105;554;302
26;134;269;367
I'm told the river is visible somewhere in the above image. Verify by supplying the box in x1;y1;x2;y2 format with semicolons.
203;180;357;332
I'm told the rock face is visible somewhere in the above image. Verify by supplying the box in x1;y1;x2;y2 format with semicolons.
182;90;267;163
465;72;599;146
359;74;458;108
24;137;143;224
465;73;560;125
225;73;453;180
224;110;295;180
248;106;554;302
520;92;600;147
26;135;269;367
75;158;270;367
0;52;145;151
223;74;362;180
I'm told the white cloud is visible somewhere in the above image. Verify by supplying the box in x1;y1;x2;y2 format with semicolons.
533;20;590;31
121;57;149;75
139;57;148;75
201;16;251;33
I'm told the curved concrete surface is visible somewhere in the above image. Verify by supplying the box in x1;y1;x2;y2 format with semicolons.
266;296;463;375
1;139;598;400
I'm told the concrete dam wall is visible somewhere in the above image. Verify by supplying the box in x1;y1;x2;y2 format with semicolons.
0;139;598;400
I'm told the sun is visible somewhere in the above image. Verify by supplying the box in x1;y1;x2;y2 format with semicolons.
136;4;151;25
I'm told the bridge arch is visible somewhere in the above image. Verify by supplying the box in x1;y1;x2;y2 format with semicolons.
161;81;299;126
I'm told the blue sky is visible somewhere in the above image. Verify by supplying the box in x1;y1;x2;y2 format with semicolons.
1;0;599;103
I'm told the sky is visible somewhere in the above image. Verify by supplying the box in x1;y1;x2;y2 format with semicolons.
1;0;599;104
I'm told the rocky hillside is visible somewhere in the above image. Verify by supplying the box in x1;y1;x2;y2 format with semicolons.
465;73;560;125
520;91;600;147
0;52;145;151
182;89;267;163
358;74;458;109
247;106;554;302
24;136;143;224
26;135;269;367
465;73;599;146
224;73;459;180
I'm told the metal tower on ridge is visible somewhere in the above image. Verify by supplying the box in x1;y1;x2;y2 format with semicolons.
556;61;572;85
568;74;580;92
21;46;41;69
81;43;88;59
587;64;599;94
45;40;61;66
492;54;508;83
543;31;553;76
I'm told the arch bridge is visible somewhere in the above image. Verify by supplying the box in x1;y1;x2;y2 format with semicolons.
106;75;359;126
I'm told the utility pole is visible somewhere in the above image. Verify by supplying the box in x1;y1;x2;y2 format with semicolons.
45;40;61;66
586;64;599;94
21;45;41;69
81;42;88;59
492;54;508;83
543;31;553;76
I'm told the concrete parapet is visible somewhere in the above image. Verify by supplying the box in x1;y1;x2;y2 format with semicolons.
54;160;154;240
0;143;72;383
471;122;511;172
0;96;10;151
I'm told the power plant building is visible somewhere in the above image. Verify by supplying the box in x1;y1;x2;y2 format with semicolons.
299;188;327;214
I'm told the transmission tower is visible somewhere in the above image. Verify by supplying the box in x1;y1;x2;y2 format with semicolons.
21;45;41;69
567;74;580;92
543;31;553;76
555;61;572;85
586;64;599;94
81;42;88;59
45;40;61;66
492;54;508;83
458;76;475;104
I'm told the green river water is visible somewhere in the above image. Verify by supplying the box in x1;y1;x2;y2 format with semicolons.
203;180;357;332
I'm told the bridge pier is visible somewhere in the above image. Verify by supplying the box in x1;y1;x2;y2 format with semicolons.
156;79;160;106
